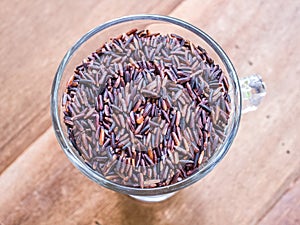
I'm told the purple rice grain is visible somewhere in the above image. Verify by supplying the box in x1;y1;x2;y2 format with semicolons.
62;29;231;189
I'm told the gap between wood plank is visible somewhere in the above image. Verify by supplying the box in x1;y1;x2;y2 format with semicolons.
0;105;50;175
162;0;187;17
254;174;300;225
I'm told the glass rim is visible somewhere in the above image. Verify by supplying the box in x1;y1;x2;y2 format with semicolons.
51;14;242;196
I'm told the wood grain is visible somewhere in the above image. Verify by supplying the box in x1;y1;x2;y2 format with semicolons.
1;0;300;225
258;177;300;225
0;0;183;174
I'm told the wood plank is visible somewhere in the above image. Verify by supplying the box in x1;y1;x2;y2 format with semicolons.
258;177;300;225
0;0;183;174
1;0;300;224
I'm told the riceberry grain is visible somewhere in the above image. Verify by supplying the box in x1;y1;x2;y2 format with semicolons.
62;29;231;188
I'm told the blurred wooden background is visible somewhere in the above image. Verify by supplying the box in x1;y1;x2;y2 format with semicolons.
0;0;299;224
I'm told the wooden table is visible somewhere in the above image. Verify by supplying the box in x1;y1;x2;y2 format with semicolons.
1;0;299;224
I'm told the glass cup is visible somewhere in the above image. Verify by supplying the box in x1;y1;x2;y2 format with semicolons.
51;15;266;202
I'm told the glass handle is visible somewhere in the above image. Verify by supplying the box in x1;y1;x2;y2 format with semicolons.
240;74;266;114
